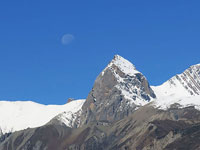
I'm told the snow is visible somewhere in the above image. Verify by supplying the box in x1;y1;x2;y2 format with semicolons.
103;55;153;106
152;63;200;98
0;55;199;135
0;99;85;134
151;77;200;110
152;81;200;110
55;109;82;127
102;55;140;76
151;77;191;99
102;56;200;111
151;64;200;110
56;111;75;126
106;55;150;106
107;55;153;106
117;85;150;106
152;95;200;110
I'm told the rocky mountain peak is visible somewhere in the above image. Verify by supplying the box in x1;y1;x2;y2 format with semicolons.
79;55;156;126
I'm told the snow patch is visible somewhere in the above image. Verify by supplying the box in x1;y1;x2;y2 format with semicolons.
152;95;200;110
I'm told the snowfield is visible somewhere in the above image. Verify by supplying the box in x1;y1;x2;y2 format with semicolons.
0;99;85;134
152;95;200;110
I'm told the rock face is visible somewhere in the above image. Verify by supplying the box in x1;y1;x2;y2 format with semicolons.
80;55;156;126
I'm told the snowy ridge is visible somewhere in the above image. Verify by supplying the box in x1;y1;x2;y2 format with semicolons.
151;78;191;99
152;63;200;98
0;99;85;134
152;63;200;110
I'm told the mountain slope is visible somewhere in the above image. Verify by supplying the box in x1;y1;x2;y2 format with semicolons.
80;55;156;126
152;64;200;98
2;105;200;150
0;99;85;134
152;64;200;110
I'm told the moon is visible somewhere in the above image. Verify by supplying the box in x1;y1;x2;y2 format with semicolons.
61;34;74;45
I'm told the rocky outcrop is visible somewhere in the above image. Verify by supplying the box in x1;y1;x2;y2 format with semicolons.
79;55;156;126
67;98;75;103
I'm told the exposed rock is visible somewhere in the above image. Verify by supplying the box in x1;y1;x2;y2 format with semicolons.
79;55;156;126
67;98;75;103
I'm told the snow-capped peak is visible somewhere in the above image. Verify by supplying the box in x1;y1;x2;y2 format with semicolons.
152;63;200;110
103;55;155;105
102;55;140;76
152;63;200;98
79;54;156;126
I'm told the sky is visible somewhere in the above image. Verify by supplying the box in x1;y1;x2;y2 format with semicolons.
0;0;200;104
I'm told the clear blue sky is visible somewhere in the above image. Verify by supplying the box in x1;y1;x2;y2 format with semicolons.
0;0;200;104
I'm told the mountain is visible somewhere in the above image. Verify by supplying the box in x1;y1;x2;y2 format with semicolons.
152;63;200;98
152;64;200;110
0;55;200;150
79;55;156;126
0;99;85;134
1;102;200;150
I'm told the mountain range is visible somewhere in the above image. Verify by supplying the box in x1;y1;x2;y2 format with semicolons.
0;55;200;150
